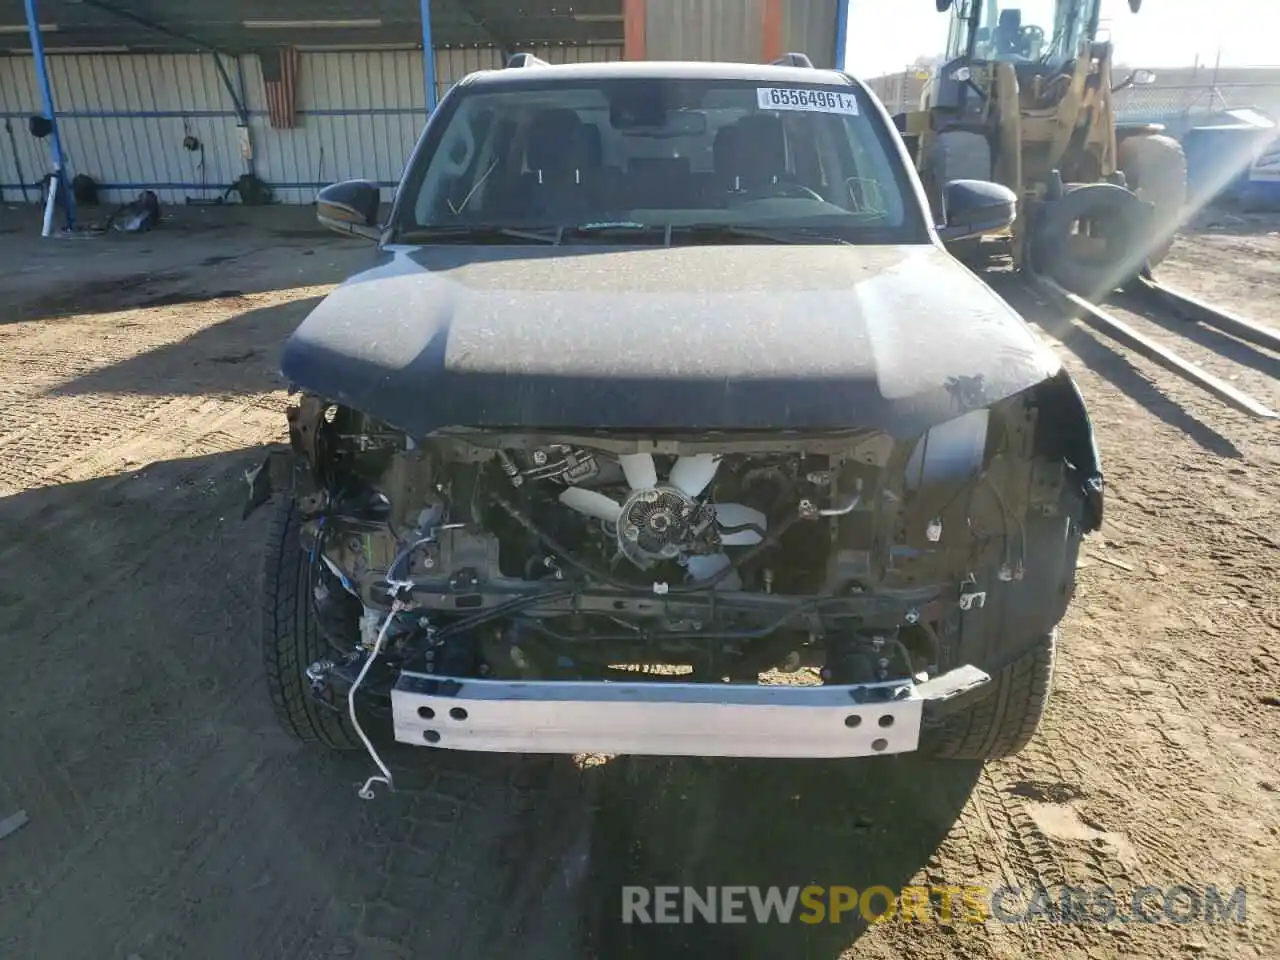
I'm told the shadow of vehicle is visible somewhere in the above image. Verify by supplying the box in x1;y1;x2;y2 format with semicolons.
577;755;981;959
0;446;979;960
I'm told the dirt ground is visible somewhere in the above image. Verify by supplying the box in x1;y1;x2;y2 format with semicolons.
0;201;1277;960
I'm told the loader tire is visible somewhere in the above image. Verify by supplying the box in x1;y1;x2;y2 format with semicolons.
1117;133;1187;269
922;631;1056;760
926;131;994;264
1032;181;1150;298
260;496;363;750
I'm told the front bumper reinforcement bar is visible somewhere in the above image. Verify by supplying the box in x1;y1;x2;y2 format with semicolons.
390;664;990;758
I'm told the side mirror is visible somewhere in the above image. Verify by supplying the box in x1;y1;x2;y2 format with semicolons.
935;0;953;11
316;179;381;241
937;179;1017;242
1128;0;1142;11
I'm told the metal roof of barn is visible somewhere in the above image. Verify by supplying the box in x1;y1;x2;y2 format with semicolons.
0;0;624;54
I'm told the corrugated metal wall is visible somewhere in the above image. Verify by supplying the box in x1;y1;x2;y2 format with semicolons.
640;0;838;66
644;0;765;63
248;50;428;204
505;45;623;66
0;53;245;206
783;0;839;69
0;43;621;206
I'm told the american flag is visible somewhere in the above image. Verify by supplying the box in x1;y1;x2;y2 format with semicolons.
260;46;300;129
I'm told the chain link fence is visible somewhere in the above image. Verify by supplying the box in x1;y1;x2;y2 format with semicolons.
1113;82;1280;136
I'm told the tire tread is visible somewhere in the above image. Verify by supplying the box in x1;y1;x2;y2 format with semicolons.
925;630;1056;760
260;497;362;750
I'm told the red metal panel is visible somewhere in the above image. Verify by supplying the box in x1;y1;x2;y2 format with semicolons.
624;0;646;59
762;0;783;62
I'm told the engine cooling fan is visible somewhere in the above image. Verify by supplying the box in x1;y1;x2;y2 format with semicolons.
617;485;703;566
557;453;720;568
557;453;768;571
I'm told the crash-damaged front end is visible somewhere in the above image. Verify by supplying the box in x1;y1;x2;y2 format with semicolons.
247;367;1102;771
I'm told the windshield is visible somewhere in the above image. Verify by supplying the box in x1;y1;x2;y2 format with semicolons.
391;76;928;245
953;0;1101;69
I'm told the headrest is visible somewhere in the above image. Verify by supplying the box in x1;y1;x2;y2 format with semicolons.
722;114;788;184
526;108;582;173
574;122;603;169
998;9;1022;28
713;123;743;174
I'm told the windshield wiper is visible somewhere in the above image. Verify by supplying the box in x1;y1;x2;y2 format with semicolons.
397;222;852;247
560;222;667;243
395;224;563;245
668;224;849;246
571;221;652;233
557;222;805;246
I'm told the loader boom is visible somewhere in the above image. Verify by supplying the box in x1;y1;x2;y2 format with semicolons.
900;0;1180;300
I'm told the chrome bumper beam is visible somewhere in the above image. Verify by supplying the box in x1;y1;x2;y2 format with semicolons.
389;665;989;759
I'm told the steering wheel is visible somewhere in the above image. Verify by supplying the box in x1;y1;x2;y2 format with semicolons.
1020;25;1046;51
736;182;825;202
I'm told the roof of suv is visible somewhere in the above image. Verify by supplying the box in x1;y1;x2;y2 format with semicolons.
458;59;858;90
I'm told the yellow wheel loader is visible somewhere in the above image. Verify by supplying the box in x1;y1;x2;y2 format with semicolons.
895;0;1188;298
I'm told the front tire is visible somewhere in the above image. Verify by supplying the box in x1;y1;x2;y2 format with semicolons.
1117;133;1188;270
921;468;1082;761
259;497;363;750
922;631;1056;760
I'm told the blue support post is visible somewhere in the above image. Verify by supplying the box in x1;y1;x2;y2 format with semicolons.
420;0;438;118
834;0;850;71
24;0;74;232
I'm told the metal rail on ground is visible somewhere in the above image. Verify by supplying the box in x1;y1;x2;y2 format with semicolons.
1031;274;1279;421
1133;270;1280;355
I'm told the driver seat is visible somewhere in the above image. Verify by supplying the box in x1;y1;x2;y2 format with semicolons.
714;114;789;192
515;107;590;220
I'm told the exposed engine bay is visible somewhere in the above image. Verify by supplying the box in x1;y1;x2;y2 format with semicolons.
250;377;1097;699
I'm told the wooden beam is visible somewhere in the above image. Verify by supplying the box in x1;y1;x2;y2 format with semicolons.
623;0;646;60
762;0;783;62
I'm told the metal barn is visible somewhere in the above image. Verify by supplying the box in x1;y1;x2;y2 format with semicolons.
0;0;848;217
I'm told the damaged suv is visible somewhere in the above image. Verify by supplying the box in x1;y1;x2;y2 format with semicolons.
248;56;1103;792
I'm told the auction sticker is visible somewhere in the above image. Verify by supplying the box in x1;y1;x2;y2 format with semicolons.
756;87;859;115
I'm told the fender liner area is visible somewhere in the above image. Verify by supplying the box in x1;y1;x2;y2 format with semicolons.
1029;369;1105;534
